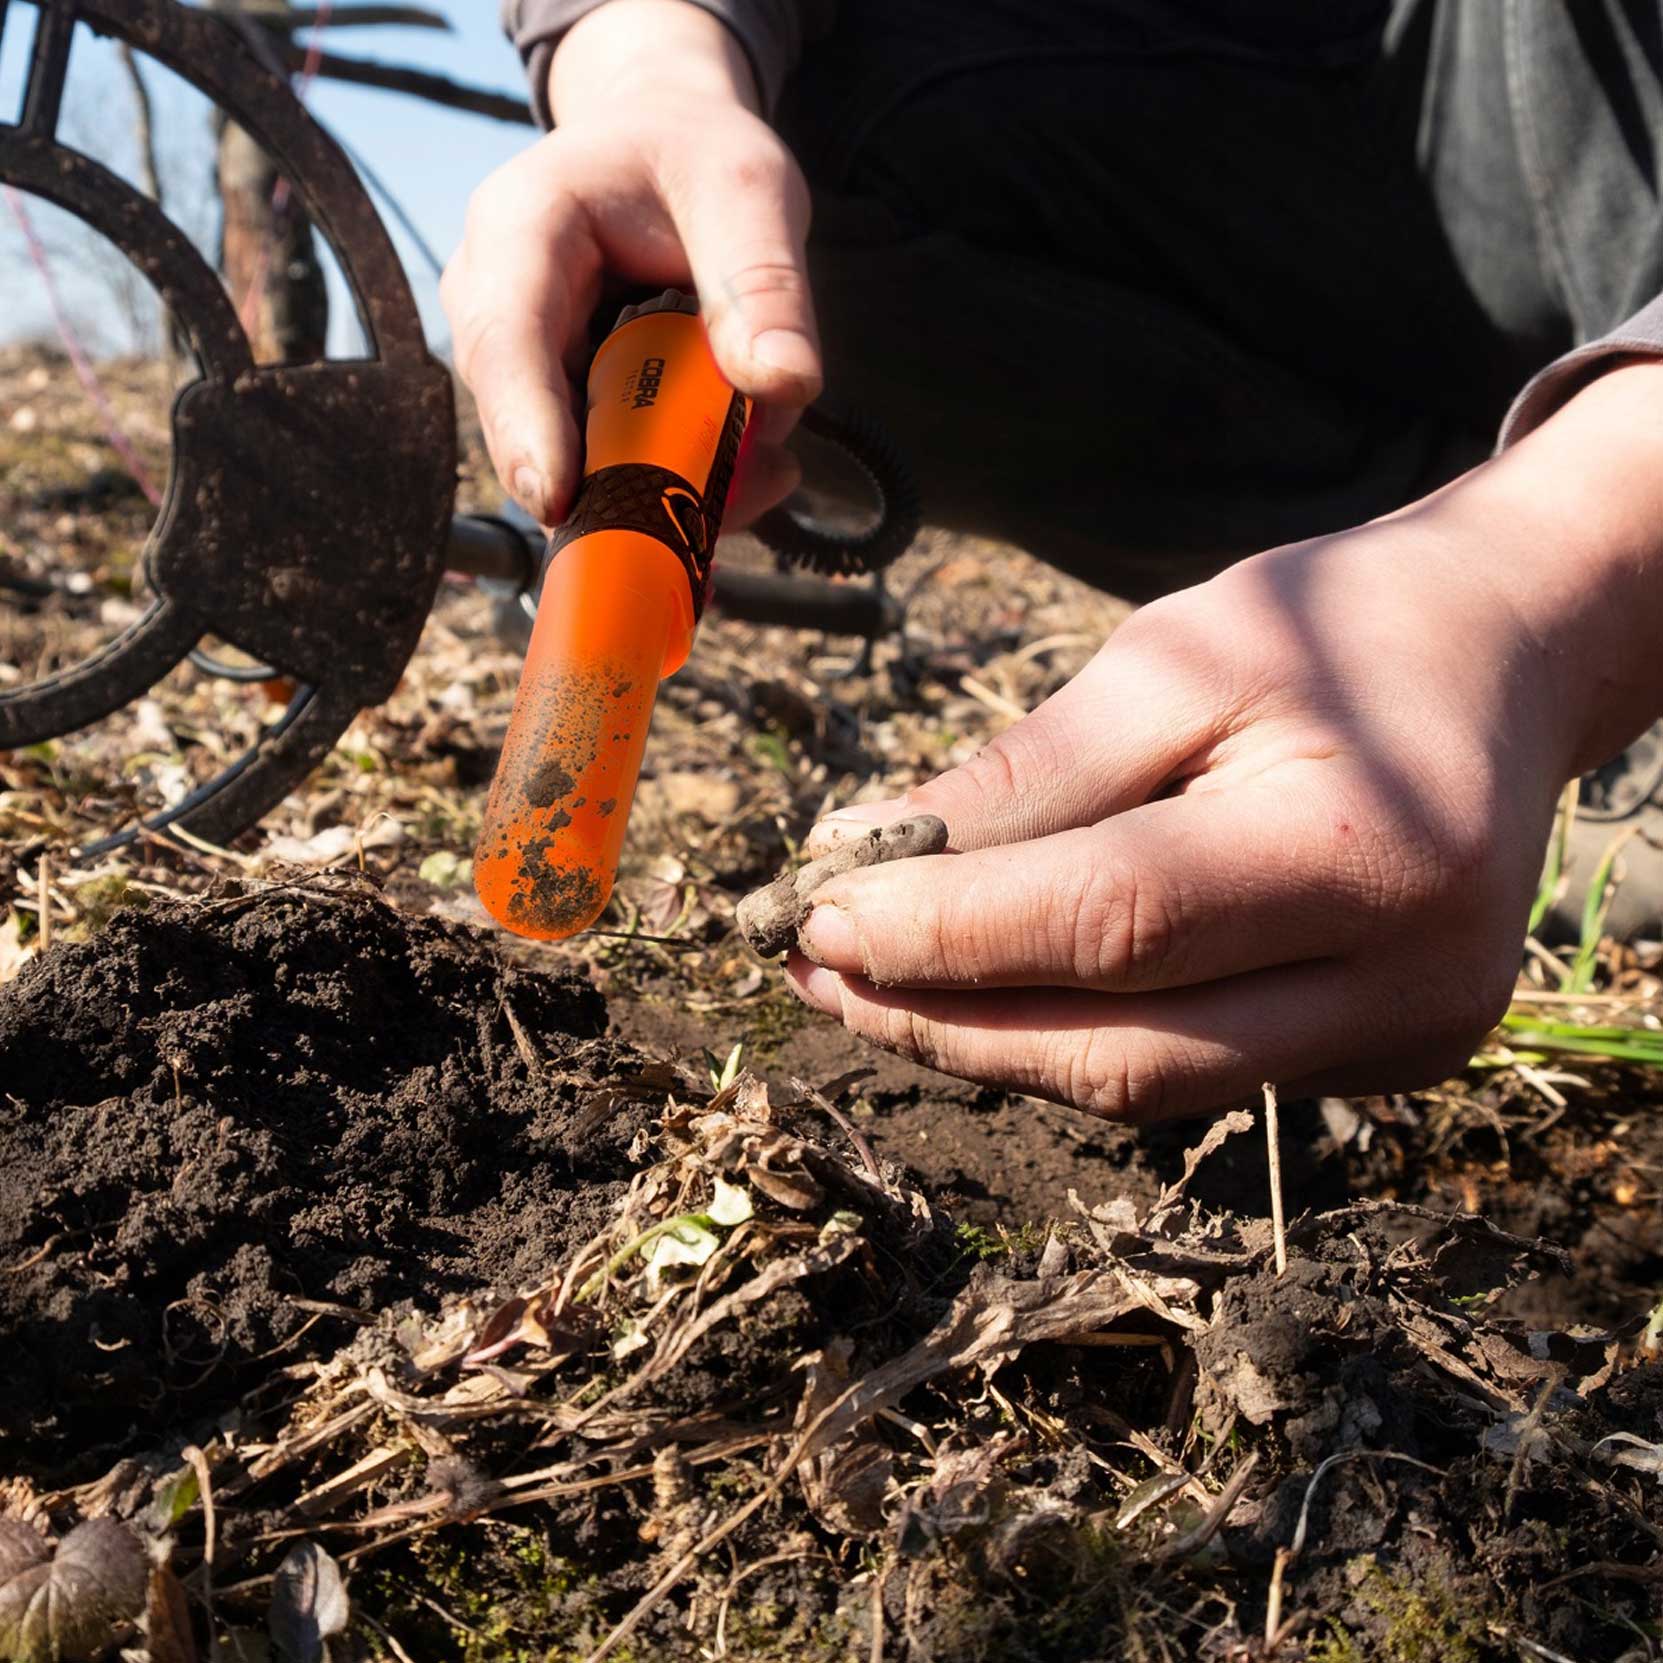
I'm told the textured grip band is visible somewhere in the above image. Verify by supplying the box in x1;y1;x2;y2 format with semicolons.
547;386;747;618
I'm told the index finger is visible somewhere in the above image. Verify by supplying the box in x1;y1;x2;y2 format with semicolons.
443;174;608;524
797;763;1405;993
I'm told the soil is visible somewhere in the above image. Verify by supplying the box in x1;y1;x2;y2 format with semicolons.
616;982;1663;1333
6;344;1663;1661
0;875;654;1474
1;863;1659;1663
1193;1224;1663;1663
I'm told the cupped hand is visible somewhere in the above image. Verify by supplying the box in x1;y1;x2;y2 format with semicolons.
441;52;819;528
783;488;1584;1121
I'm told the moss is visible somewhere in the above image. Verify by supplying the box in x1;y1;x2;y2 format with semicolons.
356;1525;631;1663
1349;1555;1486;1663
953;1220;1050;1265
65;874;148;938
747;729;793;774
875;1519;1196;1663
354;1523;865;1662
739;986;813;1061
716;1594;856;1662
954;1221;1010;1261
1307;1621;1365;1663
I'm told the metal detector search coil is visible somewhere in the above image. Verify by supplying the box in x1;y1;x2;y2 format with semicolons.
473;290;748;940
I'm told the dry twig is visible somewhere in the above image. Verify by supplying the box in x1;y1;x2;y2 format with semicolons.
1263;1082;1287;1276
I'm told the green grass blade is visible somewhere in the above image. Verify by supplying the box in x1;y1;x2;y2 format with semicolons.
1529;780;1579;937
1562;826;1638;994
1492;1005;1663;1067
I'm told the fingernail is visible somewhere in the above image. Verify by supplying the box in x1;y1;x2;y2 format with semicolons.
788;961;843;1015
750;328;820;383
511;464;546;518
800;901;861;970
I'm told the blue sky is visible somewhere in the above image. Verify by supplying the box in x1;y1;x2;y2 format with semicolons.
0;1;535;357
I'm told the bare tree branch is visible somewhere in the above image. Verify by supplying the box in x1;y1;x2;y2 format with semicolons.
277;44;535;125
115;41;182;367
115;45;164;211
288;5;451;29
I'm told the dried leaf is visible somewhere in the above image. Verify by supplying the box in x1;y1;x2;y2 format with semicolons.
1036;1232;1071;1279
0;1522;47;1583
731;1074;771;1120
642;853;688;886
794;1341;893;1536
811;1064;878;1104
797;1270;1148;1468
746;1162;825;1212
464;1296;528;1365
1592;1432;1663;1478
1395;1316;1528;1414
259;826;358;867
1110;1264;1207;1332
268;1541;348;1663
811;1440;893;1537
1473;1325;1619;1397
0;912;33;986
646;1236;862;1382
0;1517;147;1663
895;1438;1015;1555
1146;1110;1255;1231
1318;1097;1367;1149
145;1562;199;1663
1480;1412;1554;1466
638;875;687;934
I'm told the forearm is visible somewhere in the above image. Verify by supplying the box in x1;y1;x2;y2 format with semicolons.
1458;359;1663;775
550;0;759;122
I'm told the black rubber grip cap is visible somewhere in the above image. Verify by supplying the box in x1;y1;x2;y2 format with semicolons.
612;288;701;329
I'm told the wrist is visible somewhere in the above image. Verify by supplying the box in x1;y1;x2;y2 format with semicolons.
1452;360;1663;776
550;1;760;124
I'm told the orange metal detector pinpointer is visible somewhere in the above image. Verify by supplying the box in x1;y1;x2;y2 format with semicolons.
475;291;749;939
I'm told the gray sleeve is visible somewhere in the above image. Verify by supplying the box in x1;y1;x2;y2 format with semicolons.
501;0;833;126
1499;291;1663;447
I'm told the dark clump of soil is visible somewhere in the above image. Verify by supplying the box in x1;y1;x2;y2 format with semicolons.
1188;1220;1663;1661
0;874;651;1475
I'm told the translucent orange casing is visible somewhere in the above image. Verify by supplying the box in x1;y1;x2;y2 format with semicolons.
474;307;748;940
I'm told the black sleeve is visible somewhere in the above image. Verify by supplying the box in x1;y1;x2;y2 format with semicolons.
501;0;834;124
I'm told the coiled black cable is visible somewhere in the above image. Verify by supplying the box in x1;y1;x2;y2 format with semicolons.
749;401;922;578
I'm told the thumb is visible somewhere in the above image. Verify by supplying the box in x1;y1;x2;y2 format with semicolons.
663;143;822;409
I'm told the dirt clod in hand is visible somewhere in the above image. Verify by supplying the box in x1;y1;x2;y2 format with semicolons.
736;814;949;955
0;873;648;1473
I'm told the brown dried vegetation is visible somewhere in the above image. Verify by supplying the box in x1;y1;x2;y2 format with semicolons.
2;349;1661;1661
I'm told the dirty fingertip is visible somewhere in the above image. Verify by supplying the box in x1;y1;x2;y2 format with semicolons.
784;954;843;1015
798;900;861;971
